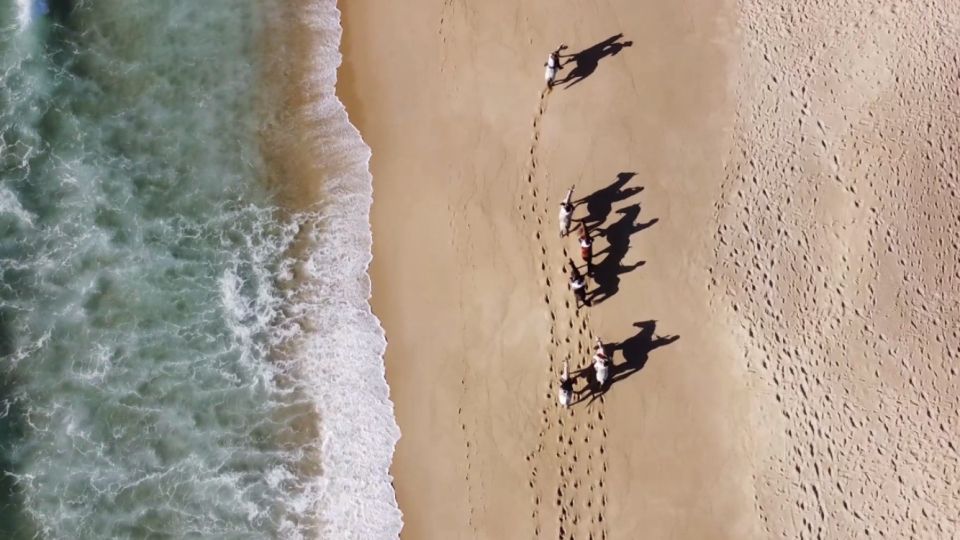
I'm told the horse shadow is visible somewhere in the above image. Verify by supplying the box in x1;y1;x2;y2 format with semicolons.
610;321;680;383
577;321;680;405
587;204;657;305
556;33;634;88
575;172;643;230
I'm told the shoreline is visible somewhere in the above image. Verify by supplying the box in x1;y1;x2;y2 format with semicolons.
339;0;960;537
337;0;759;537
260;2;402;537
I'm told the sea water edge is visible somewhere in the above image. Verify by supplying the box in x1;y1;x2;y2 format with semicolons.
0;1;401;538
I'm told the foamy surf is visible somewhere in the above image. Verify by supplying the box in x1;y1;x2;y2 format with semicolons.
0;1;400;538
14;0;47;30
14;0;32;29
265;1;404;537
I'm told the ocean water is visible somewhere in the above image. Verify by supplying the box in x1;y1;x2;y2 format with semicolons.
0;1;400;538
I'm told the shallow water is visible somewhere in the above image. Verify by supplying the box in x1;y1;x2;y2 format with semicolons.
0;1;400;538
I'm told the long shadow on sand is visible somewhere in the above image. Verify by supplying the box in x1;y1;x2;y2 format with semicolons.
610;321;680;383
587;203;657;305
577;320;680;405
555;33;634;89
575;172;643;229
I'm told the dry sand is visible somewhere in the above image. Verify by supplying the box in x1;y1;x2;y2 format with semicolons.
713;1;960;538
337;0;960;538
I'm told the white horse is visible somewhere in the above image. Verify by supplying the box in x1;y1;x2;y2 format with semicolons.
544;52;559;86
544;44;566;87
558;361;574;408
593;339;610;387
558;185;574;237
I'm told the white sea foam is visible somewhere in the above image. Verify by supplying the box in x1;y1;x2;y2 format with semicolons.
0;185;35;227
268;1;403;538
15;0;32;30
0;1;399;536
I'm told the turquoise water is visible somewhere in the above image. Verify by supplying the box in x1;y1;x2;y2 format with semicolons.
0;2;400;538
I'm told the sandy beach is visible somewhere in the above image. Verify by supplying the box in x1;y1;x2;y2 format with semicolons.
338;0;960;537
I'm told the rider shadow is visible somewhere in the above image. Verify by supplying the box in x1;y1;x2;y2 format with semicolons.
588;204;658;305
555;33;634;89
575;172;643;230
